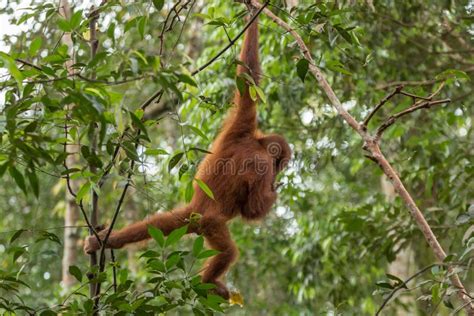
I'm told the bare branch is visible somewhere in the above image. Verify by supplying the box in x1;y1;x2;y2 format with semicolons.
362;85;403;129
376;79;439;90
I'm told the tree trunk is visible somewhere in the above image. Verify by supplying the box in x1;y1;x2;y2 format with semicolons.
62;152;80;290
59;0;80;291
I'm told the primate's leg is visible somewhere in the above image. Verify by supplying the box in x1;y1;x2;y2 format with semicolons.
200;217;238;299
84;206;192;253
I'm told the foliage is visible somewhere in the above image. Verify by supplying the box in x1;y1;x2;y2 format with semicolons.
0;0;472;315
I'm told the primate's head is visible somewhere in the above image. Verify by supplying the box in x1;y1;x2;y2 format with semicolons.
259;134;291;172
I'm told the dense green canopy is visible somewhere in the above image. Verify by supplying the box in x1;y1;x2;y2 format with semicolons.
0;0;472;315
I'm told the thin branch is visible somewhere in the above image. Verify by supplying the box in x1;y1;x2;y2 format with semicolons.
110;249;117;293
15;58;147;85
399;90;432;100
376;79;439;90
362;85;403;129
376;262;472;315
376;98;451;138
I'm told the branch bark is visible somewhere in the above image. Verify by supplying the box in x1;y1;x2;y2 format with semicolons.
249;0;474;313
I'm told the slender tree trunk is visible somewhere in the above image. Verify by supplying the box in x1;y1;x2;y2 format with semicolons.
62;165;80;290
59;0;80;291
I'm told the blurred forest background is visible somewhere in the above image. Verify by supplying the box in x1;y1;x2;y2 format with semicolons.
0;0;473;315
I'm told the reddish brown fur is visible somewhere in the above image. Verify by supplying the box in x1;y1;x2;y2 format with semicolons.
84;14;291;299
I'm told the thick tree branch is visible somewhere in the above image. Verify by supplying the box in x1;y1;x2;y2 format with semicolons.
249;0;474;313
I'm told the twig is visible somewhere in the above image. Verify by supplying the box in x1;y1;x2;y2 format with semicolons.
376;264;437;315
376;98;451;138
110;249;117;293
249;0;474;313
362;85;403;129
399;90;432;100
376;262;472;315
376;79;439;90
16;58;146;85
375;82;449;139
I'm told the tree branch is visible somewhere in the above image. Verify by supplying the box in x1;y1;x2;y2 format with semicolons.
376;262;471;315
376;98;451;139
362;85;403;129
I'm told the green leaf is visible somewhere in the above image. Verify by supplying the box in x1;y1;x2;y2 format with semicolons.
254;86;267;103
122;141;140;161
70;10;83;29
436;69;470;81
69;265;82;282
140;250;160;258
193;236;204;256
327;60;352;75
194;178;215;200
57;18;71;32
29;37;42;56
10;229;27;244
12;247;26;262
385;273;406;288
185;180;194;202
165;225;188;247
129;111;149;139
197;249;220;259
236;76;246;95
334;25;353;44
0;52;24;89
76;182;91;203
249;86;258;101
165;253;180;269
187;125;208;140
179;163;189;180
9;166;27;195
0;163;8;177
375;281;394;289
37;231;62;245
168;152;184;172
147;225;165;247
26;169;39;198
137;16;147;39
145;148;168;155
152;0;165;10
178;74;197;87
296;59;309;82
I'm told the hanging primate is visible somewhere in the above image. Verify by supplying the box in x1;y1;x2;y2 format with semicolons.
84;10;291;299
